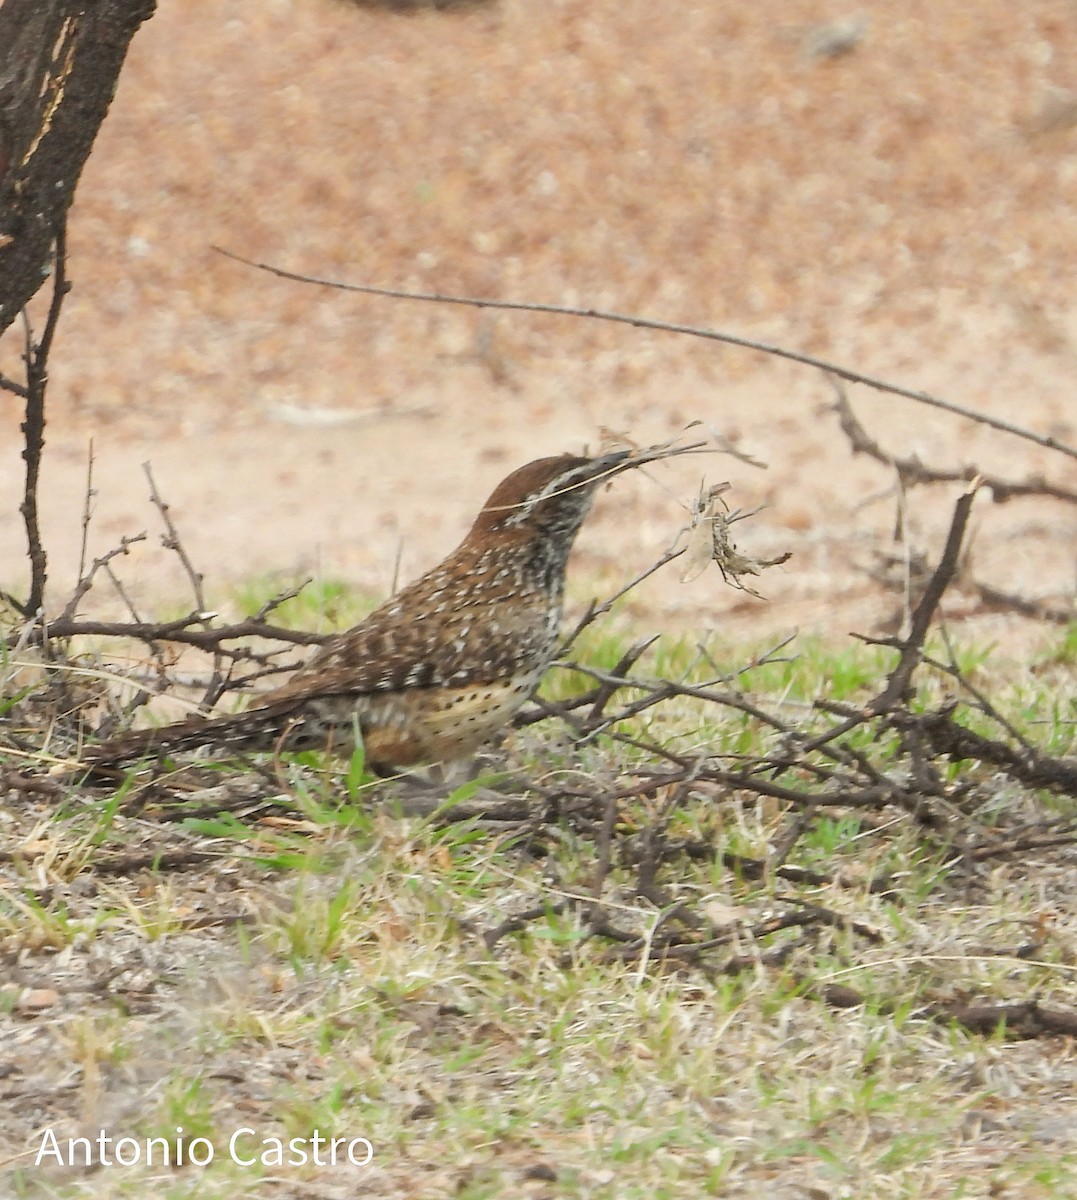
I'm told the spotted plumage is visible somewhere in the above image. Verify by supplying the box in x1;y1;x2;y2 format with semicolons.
89;450;643;775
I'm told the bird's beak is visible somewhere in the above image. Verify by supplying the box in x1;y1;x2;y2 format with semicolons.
580;449;635;486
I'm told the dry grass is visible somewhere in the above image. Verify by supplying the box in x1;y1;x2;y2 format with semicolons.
2;617;1076;1199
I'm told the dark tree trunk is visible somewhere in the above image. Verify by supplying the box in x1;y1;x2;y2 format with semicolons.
0;0;155;615
0;0;156;334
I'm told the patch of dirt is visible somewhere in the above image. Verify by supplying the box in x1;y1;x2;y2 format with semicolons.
1;0;1075;655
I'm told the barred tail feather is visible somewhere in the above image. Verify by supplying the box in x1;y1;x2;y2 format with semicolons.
87;701;301;769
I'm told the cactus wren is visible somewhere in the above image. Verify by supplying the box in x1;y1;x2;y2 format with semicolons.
89;450;650;776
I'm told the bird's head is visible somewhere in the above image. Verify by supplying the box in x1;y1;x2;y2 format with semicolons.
468;451;634;546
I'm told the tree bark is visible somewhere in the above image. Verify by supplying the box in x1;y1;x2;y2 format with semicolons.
0;0;156;334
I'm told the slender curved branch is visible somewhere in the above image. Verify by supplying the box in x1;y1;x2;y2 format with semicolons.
214;247;1077;464
832;385;1077;504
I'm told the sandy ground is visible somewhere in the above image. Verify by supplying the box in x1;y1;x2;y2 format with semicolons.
1;0;1075;654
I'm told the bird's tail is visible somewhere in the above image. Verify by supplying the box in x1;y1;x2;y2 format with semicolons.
85;700;303;771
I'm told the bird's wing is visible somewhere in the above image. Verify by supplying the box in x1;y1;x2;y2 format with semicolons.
263;557;551;703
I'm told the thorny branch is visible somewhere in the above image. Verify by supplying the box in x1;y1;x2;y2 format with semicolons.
5;222;71;618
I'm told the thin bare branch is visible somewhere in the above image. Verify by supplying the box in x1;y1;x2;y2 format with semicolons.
559;547;685;653
971;581;1073;625
250;579;313;623
904;708;1077;798
56;533;147;623
214;246;1077;463
143;462;210;615
870;479;982;712
0;371;29;398
75;439;96;590
28;614;329;651
142;461;226;707
832;384;1077;504
15;220;70;617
